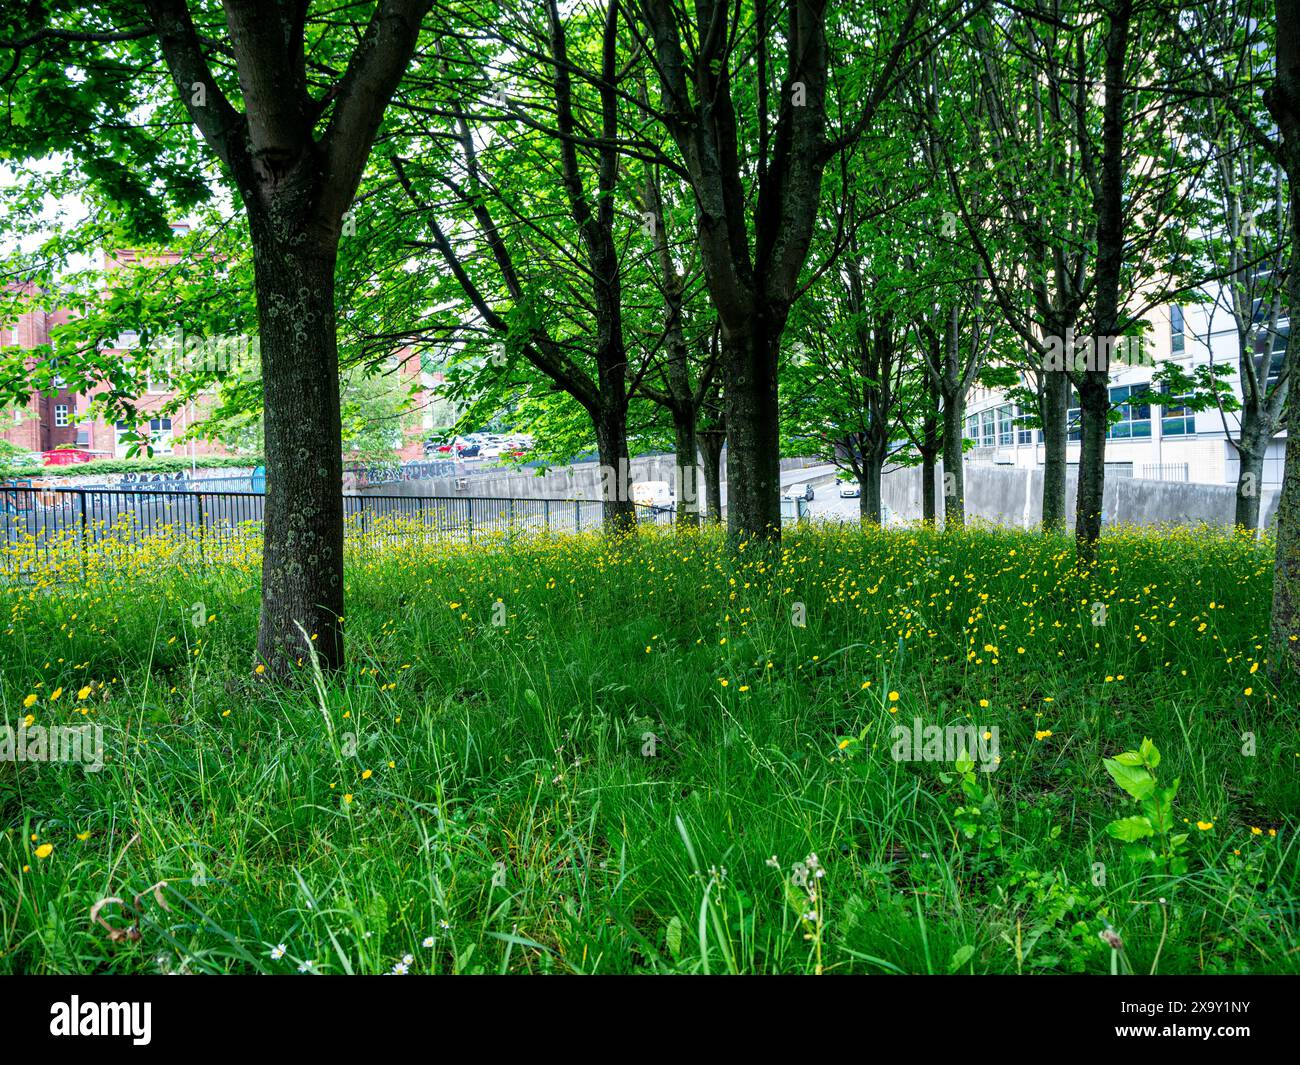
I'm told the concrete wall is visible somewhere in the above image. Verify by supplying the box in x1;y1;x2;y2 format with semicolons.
881;462;1279;530
359;453;825;501
357;455;685;501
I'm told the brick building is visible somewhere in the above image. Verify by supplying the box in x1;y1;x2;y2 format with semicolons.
3;262;447;466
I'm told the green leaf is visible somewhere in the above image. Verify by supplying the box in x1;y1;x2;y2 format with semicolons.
1139;737;1161;768
665;916;682;959
1103;758;1156;800
1106;815;1155;841
948;944;976;972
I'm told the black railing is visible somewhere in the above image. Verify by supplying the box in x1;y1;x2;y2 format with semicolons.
0;486;671;579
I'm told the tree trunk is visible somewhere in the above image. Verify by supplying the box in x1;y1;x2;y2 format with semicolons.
251;233;345;676
596;406;636;531
941;383;965;528
1075;376;1109;559
1234;419;1269;530
1268;0;1300;674
1041;370;1070;531
672;407;701;527
700;428;725;524
722;323;782;542
859;458;883;526
921;377;940;524
1075;0;1131;564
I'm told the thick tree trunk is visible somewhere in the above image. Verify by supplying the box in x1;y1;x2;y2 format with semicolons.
1075;377;1109;559
941;384;965;528
722;323;783;542
1268;0;1300;674
859;458;883;526
251;233;345;676
672;407;701;527
1041;370;1070;531
700;428;725;524
596;406;636;531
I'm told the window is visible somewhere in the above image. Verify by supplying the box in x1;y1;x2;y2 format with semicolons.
997;404;1013;446
1170;305;1185;355
1068;389;1081;442
75;428;90;447
148;417;174;454
1014;405;1035;445
54;404;69;427
1258;325;1289;384
1161;385;1195;436
114;417;174;456
980;408;995;447
1107;384;1152;439
965;414;978;443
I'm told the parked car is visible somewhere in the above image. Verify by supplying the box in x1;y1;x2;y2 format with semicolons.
784;482;815;501
457;443;481;458
839;483;860;498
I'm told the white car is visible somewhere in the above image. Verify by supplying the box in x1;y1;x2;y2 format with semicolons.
839;483;860;498
783;482;815;501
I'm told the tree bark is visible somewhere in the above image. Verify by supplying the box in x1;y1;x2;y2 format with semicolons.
700;427;725;523
1075;375;1109;554
595;403;636;531
941;382;965;528
672;408;701;527
1234;422;1268;530
251;231;346;673
722;324;783;540
859;457;883;526
920;372;941;524
1075;0;1132;563
1267;0;1300;674
1041;369;1070;531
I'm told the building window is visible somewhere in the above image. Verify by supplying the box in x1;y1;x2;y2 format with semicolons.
965;414;978;443
1262;324;1288;384
1014;405;1034;445
997;404;1013;445
54;404;69;427
113;417;174;456
980;408;996;447
76;428;90;447
1067;389;1081;442
1170;305;1185;355
1107;384;1152;439
1161;385;1195;436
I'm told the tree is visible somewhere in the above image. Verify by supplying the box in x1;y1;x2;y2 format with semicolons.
1267;0;1300;673
635;0;922;543
1;0;432;676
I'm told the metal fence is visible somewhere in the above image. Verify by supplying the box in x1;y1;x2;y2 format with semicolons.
0;486;671;580
1137;463;1190;482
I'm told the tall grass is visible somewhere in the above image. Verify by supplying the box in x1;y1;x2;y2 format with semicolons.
1;521;1296;973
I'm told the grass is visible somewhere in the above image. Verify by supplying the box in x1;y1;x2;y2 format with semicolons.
1;519;1297;974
